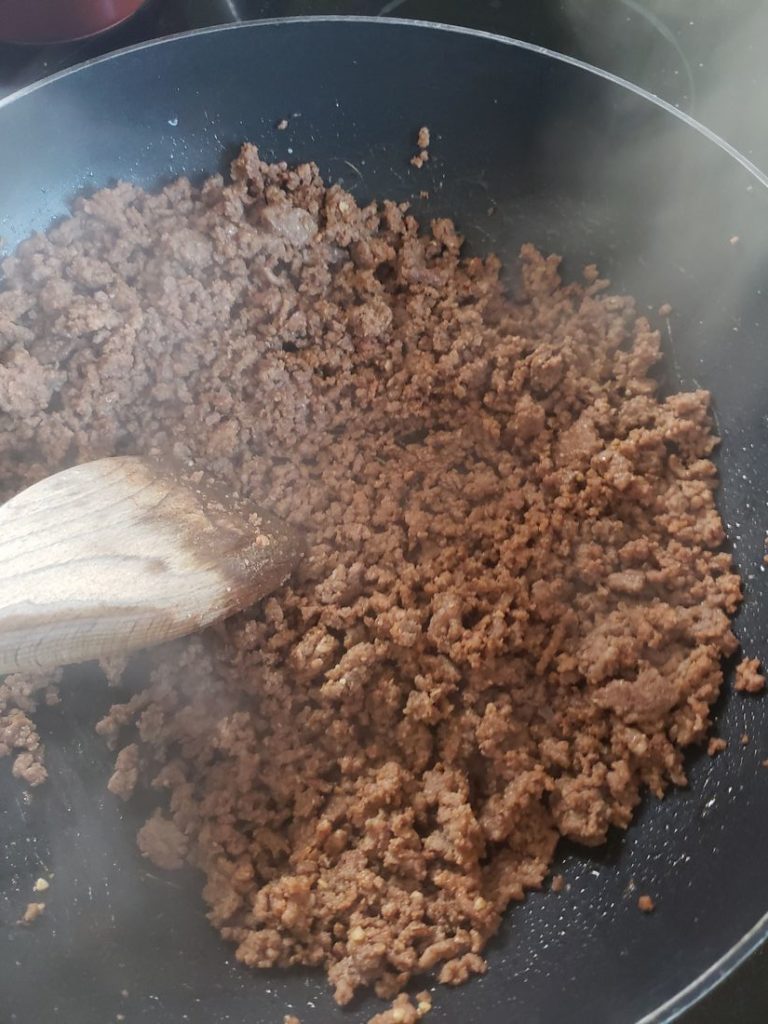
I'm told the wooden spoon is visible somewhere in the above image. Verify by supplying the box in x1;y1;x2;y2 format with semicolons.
0;457;300;676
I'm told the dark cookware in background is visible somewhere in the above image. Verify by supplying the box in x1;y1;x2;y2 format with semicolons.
0;0;148;44
1;17;767;1024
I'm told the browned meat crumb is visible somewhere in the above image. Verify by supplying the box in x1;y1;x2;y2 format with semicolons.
276;119;289;131
0;144;744;1008
0;670;61;785
419;190;430;200
658;303;672;317
12;750;47;786
762;759;768;768
415;992;432;1016
410;130;430;169
637;895;655;913
439;952;487;985
283;1016;300;1024
734;658;765;693
107;743;140;800
136;810;188;870
32;877;49;893
741;733;750;746
707;737;727;756
19;901;45;924
368;991;432;1024
550;873;566;893
99;655;129;687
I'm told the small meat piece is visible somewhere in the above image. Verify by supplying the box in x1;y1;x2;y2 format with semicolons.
100;654;128;687
438;953;487;986
734;658;765;693
276;119;289;130
19;902;45;925
12;750;47;786
415;992;432;1017
137;811;188;870
637;895;655;913
0;350;60;418
0;670;60;785
108;744;140;800
410;128;431;168
368;992;431;1024
551;874;566;893
707;737;727;756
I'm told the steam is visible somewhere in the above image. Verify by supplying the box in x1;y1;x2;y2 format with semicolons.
552;0;768;606
533;0;768;175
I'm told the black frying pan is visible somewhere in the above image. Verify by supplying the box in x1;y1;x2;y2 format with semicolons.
1;17;767;1024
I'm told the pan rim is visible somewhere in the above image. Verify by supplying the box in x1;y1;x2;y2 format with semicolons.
0;13;766;195
0;14;766;1024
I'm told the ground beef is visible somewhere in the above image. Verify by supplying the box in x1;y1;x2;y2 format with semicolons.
411;126;430;168
107;743;140;800
0;670;61;786
637;894;655;913
0;145;752;1007
369;991;432;1023
18;901;46;925
137;810;188;870
734;657;765;693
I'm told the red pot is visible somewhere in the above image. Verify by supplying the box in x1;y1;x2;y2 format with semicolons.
0;0;148;44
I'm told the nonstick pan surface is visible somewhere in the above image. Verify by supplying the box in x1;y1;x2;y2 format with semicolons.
1;17;768;1024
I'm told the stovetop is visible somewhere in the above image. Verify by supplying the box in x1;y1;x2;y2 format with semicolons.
1;2;766;1022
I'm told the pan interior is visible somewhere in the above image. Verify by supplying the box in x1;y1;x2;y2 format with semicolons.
1;18;767;1024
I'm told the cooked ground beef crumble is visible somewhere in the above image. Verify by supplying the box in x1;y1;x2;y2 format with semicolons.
0;144;761;1007
734;657;765;693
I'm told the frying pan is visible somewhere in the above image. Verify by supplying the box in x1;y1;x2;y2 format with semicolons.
1;17;767;1024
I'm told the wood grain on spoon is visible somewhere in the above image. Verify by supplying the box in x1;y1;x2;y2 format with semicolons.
0;456;300;676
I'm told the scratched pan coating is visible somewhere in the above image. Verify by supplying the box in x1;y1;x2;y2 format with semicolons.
1;18;768;1024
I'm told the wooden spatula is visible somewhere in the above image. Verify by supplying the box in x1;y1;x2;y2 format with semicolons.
0;457;300;676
